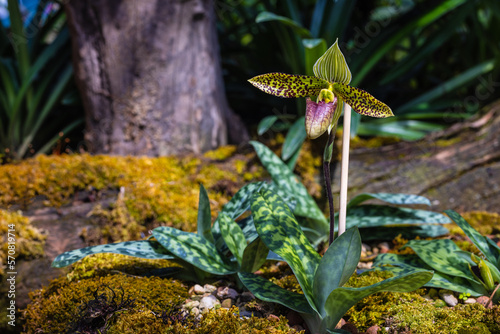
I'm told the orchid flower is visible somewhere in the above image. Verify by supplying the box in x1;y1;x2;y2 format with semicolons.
249;40;393;244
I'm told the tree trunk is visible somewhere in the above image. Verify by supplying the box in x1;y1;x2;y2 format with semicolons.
332;100;500;213
65;0;246;155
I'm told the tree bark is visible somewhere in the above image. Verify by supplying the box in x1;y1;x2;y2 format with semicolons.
65;0;246;155
333;100;500;213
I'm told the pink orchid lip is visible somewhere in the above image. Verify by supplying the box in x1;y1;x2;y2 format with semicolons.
305;97;338;139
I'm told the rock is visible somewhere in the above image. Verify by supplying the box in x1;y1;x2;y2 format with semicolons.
477;296;493;308
203;284;217;294
341;322;359;334
464;297;477;304
221;298;233;308
217;286;239;300
199;295;220;311
440;292;458;307
378;242;390;254
183;300;200;309
193;284;205;295
267;314;280;322
366;325;380;334
190;307;200;317
434;299;447;308
335;318;346;329
239;291;255;303
357;261;373;269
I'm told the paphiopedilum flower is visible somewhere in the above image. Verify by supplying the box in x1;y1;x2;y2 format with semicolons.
249;40;393;139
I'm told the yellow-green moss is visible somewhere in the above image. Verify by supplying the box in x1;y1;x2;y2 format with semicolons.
203;145;237;160
0;210;45;276
461;211;500;235
109;306;302;334
343;271;428;331
389;302;500;333
65;252;182;282
23;273;188;334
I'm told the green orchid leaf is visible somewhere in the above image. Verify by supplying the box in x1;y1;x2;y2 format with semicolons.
347;193;432;209
197;184;214;244
250;141;327;227
332;83;394;118
212;182;267;249
251;188;321;311
322;269;432;331
152;227;236;275
375;263;485;297
257;115;279;135
359;224;450;241
345;205;451;229
445;210;500;264
241;237;269;273
238;272;315;314
52;240;174;268
313;227;361;317
404;239;471;280
313;39;351;85
282;117;306;161
219;213;246;265
248;73;329;98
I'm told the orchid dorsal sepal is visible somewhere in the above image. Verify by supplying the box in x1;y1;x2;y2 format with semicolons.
248;73;330;98
313;38;351;85
332;83;394;118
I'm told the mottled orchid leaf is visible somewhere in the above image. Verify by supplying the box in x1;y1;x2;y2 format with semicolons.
238;272;315;314
197;184;214;244
322;269;432;331
52;240;174;268
250;141;327;227
404;239;472;280
347;193;432;209
359;225;449;241
332;83;393;118
445;210;500;264
313;39;351;85
241;237;268;273
257;115;279;135
153;227;236;275
219;213;246;265
248;73;329;98
251;188;321;312
313;227;361;317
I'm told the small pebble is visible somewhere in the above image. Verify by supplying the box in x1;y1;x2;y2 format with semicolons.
477;296;492;308
199;295;220;310
378;242;390;254
217;286;239;300
440;292;458;307
366;325;380;334
357;261;373;269
464;297;477;304
239;291;255;302
193;284;205;295
221;298;233;308
203;284;217;294
183;300;200;309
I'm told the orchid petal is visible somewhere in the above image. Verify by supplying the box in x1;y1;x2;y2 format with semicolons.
332;83;393;118
248;73;329;98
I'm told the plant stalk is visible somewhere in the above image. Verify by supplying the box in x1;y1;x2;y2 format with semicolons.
323;127;336;245
339;103;352;237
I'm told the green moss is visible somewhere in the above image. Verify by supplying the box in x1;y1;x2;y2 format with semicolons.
461;211;500;235
23;273;188;334
0;210;45;276
203;145;237;160
389;302;500;333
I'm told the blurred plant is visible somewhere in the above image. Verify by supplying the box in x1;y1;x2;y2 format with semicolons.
239;0;500;145
373;210;500;304
52;183;284;282
458;292;471;302
238;188;432;334
0;0;82;161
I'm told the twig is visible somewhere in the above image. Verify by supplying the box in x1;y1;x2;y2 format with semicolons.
338;103;351;237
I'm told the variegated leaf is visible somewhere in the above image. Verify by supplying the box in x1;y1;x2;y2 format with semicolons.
238;272;315;314
322;269;432;331
404;239;473;280
52;240;174;268
197;184;214;244
313;39;351;85
313;227;361;317
251;188;321;312
152;227;236;275
250;141;328;228
347;193;432;209
219;213;246;265
332;83;393;118
248;73;329;98
445;210;500;264
241;237;268;273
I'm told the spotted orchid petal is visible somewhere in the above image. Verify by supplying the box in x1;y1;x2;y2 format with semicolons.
332;83;393;118
248;73;330;98
305;97;338;139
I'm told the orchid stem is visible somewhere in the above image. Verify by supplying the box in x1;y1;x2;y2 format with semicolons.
339;103;351;237
323;127;336;245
